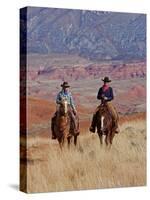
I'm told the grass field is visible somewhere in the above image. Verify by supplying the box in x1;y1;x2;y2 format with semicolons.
20;116;146;193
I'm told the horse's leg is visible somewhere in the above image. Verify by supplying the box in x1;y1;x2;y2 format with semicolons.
62;136;65;148
105;134;109;146
105;131;112;150
109;131;115;145
67;136;72;149
74;135;78;146
58;135;64;150
58;139;63;150
98;133;103;145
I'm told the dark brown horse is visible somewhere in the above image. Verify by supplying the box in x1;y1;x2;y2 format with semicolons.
54;97;79;149
96;101;116;146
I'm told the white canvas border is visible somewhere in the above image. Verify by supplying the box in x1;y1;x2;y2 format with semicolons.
0;0;149;199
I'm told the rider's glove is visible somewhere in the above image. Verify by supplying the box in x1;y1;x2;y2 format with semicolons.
104;96;108;100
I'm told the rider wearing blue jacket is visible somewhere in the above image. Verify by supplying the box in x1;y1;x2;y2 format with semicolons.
51;82;79;139
89;77;119;133
56;90;76;112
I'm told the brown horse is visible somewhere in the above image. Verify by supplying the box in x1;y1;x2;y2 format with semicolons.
54;97;79;149
96;101;116;146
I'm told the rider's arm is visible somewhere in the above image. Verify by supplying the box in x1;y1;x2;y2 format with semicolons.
56;92;62;104
106;87;114;101
97;88;103;100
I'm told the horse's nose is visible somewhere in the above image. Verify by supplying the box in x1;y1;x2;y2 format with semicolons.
100;127;104;132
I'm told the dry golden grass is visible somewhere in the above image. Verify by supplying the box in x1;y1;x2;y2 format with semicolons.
21;118;146;193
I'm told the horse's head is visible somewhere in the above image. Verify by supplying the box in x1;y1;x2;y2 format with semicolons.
98;102;112;133
59;97;68;115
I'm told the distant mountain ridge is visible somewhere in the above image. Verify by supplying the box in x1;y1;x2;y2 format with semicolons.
27;54;146;81
21;7;146;61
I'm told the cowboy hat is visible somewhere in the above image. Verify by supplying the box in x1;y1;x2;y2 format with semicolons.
60;81;70;88
102;77;111;82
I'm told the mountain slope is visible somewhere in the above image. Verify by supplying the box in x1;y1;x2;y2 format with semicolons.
21;7;146;61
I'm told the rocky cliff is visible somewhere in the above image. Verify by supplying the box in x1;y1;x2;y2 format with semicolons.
20;7;146;61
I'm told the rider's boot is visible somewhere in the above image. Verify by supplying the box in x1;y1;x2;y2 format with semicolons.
51;115;57;139
89;113;97;133
89;126;96;133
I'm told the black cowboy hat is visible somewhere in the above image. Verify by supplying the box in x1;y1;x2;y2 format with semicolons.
102;76;111;83
60;81;70;88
